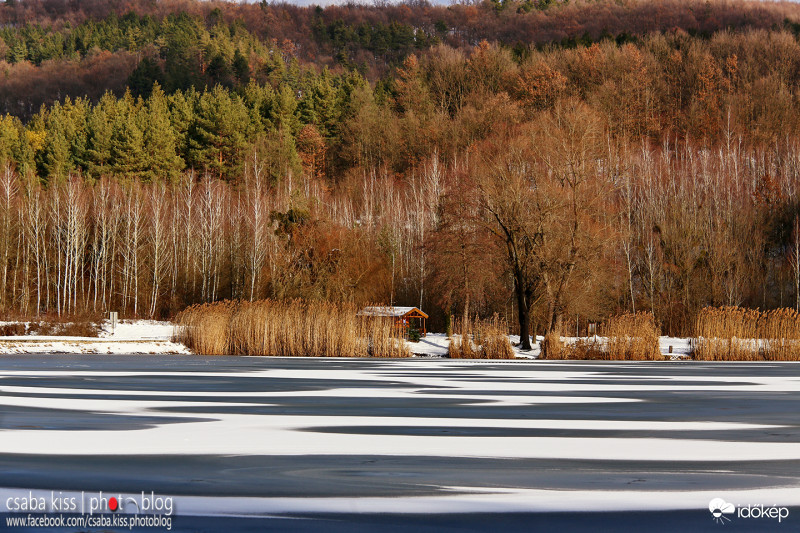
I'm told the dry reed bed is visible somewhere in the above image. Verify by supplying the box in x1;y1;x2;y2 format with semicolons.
695;306;800;361
176;300;410;357
604;312;662;360
448;314;515;359
543;312;661;360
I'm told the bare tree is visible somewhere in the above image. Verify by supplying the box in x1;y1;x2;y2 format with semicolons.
244;152;270;301
476;133;542;350
0;166;18;310
146;182;170;318
199;175;226;302
120;182;144;315
476;102;612;350
21;180;45;315
789;214;800;311
90;178;120;312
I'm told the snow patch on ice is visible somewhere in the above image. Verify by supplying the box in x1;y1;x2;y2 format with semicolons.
1;363;799;460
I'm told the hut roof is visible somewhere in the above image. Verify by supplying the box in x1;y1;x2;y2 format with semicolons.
358;306;429;319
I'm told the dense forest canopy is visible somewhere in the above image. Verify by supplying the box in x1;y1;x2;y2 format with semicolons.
1;0;800;342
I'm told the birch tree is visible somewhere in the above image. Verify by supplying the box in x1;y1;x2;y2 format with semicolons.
0;166;18;310
146;182;170;317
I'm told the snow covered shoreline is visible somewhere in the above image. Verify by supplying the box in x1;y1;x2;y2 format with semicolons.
0;320;189;355
407;333;693;360
0;320;692;359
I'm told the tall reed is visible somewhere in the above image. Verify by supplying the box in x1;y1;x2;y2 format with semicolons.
543;312;661;360
448;313;515;359
540;331;565;359
604;312;661;360
694;306;800;360
176;299;410;357
175;301;237;355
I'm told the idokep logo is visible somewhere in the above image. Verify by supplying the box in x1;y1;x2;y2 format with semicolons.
708;498;790;525
709;498;735;524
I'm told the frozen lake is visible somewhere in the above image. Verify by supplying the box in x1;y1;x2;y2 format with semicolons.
0;355;799;531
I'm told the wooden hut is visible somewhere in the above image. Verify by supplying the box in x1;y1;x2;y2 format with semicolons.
358;306;428;338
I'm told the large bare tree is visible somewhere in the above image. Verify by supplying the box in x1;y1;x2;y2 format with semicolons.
476;101;613;351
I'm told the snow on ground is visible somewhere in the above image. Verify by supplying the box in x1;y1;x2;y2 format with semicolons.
407;333;449;357
0;320;188;354
409;333;542;358
408;333;689;359
0;340;189;355
99;319;176;340
660;336;693;359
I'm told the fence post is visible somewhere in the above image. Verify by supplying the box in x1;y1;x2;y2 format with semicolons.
109;311;118;334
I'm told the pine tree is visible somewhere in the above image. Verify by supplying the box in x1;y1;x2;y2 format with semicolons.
36;102;75;181
167;89;196;166
297;68;340;139
188;86;250;179
241;80;271;137
207;53;233;88
84;93;116;179
163;13;205;93
64;98;89;176
232;48;250;85
141;84;183;182
268;83;301;135
110;93;145;178
128;57;166;99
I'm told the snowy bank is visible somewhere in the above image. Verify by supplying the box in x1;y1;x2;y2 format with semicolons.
407;333;691;360
0;319;692;359
0;320;189;355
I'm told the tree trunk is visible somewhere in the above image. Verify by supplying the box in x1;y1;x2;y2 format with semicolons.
515;277;532;350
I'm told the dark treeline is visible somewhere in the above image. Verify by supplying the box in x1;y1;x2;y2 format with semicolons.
2;0;800;343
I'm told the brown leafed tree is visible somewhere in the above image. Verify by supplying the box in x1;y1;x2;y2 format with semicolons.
475;100;615;351
427;164;505;325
